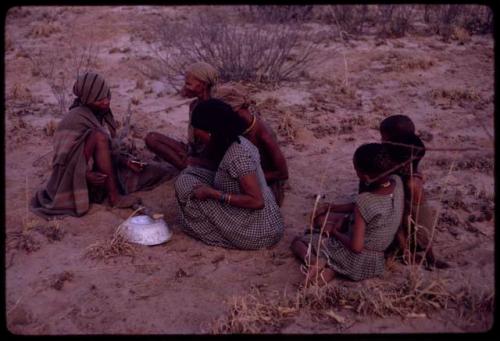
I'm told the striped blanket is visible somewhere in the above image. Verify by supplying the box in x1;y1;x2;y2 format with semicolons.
31;105;115;219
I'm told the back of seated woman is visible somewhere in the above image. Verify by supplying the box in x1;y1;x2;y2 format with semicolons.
174;99;284;250
291;143;404;285
381;116;449;269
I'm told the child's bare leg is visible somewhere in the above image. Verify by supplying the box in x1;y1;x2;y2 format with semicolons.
306;259;336;287
291;237;311;264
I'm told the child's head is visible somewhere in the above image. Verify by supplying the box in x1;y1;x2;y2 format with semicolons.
353;143;392;184
379;115;415;142
385;133;426;172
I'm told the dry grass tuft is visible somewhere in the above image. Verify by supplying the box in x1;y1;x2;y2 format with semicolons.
50;271;74;291
44;120;57;137
384;52;435;72
85;233;136;261
211;268;465;333
431;88;481;104
7;230;41;254
277;111;298;143
36;220;66;242
29;21;62;38
452;26;471;44
84;208;142;261
211;289;297;334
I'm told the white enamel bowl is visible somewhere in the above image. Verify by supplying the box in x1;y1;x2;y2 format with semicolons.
121;215;172;246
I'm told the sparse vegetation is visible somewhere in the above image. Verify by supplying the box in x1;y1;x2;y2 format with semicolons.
137;9;316;91
212;268;494;333
23;41;98;115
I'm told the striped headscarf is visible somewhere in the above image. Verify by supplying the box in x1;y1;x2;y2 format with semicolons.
72;72;111;105
185;62;219;92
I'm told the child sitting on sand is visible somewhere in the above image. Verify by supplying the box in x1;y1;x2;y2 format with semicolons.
291;143;404;285
379;115;449;269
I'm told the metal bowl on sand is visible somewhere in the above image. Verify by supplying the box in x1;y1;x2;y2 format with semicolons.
121;215;172;246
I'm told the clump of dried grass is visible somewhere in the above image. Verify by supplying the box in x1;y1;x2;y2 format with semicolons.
36;220;66;242
7;230;41;253
211;268;460;333
452;26;471;44
84;209;142;261
452;285;494;329
431;88;481;103
211;289;297;334
50;271;74;291
44;120;57;137
85;233;136;261
29;21;62;38
277;111;298;142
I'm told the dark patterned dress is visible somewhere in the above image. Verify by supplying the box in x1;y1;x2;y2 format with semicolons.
174;137;284;249
304;174;404;281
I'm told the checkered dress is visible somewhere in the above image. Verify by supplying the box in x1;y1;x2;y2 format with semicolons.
305;175;404;281
175;137;284;250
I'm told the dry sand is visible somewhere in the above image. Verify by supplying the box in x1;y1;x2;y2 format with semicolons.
4;6;494;334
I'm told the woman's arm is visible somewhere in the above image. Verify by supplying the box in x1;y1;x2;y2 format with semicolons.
191;172;265;209
259;129;289;182
331;205;365;253
407;176;424;206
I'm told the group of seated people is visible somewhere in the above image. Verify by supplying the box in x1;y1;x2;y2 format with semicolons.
31;62;448;286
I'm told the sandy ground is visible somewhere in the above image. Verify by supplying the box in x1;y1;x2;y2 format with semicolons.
4;6;494;334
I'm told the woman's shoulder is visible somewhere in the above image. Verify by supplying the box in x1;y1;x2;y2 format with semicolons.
223;137;256;160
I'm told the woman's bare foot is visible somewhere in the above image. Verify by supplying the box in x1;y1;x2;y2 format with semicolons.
305;261;335;287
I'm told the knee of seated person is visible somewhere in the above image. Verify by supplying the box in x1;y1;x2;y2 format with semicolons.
144;132;158;147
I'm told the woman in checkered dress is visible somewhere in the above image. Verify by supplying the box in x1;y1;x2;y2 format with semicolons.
174;99;284;250
291;143;404;283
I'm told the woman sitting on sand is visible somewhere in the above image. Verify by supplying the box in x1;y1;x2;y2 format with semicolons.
291;143;404;285
145;62;219;170
214;83;289;206
379;115;449;269
174;99;284;250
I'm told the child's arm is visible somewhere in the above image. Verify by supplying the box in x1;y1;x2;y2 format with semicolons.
331;205;365;253
316;202;355;217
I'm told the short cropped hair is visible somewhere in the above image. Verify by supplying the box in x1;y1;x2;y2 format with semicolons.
379;115;415;140
353;143;392;178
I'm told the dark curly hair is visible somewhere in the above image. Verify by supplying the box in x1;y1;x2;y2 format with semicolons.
384;133;426;174
353;143;393;182
380;115;415;141
191;98;247;163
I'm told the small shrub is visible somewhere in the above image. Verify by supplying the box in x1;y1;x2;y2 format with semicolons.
140;9;316;90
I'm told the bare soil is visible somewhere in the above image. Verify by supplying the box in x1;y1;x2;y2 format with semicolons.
4;6;494;334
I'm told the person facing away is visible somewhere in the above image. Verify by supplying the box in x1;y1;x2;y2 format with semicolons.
174;99;285;250
144;62;219;171
291;143;404;285
380;115;449;269
214;83;289;206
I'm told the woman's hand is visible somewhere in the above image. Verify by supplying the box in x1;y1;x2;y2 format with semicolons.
191;184;215;200
86;171;108;186
127;159;145;173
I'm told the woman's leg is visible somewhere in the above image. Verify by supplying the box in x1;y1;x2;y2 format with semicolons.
145;132;189;170
84;130;139;207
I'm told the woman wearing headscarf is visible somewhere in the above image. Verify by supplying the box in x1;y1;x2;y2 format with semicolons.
214;83;288;206
145;62;219;170
32;72;145;219
174;99;284;250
